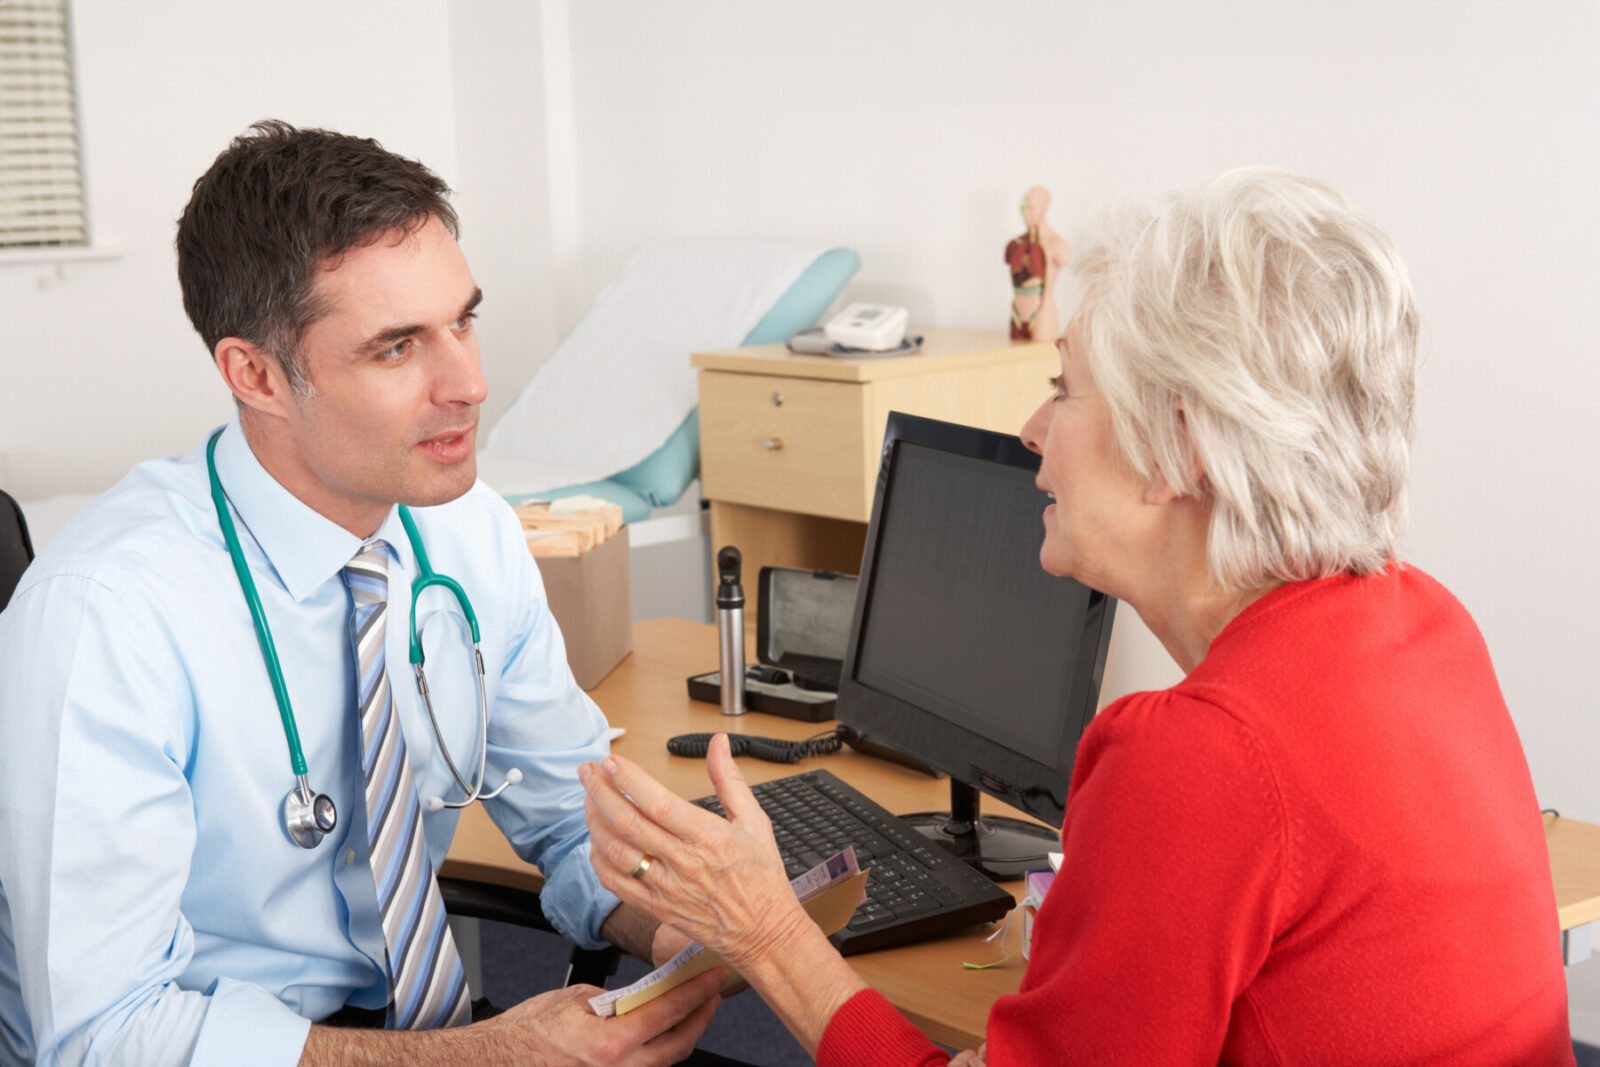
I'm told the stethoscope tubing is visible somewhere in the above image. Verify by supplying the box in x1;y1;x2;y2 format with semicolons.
207;430;310;777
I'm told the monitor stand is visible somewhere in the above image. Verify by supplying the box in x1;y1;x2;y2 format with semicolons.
900;780;1058;881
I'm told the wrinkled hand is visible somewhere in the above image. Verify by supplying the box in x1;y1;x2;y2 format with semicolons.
481;967;723;1066
581;733;813;973
949;1043;987;1066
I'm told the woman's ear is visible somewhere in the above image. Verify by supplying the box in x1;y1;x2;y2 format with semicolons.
1143;403;1208;505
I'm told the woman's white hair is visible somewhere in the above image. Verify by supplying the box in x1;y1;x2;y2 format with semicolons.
1075;167;1419;590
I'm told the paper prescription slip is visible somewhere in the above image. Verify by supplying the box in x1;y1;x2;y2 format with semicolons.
588;848;867;1017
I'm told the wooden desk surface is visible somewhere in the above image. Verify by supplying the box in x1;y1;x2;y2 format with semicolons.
445;617;1600;1048
690;326;1051;383
1547;813;1600;930
444;616;1030;1047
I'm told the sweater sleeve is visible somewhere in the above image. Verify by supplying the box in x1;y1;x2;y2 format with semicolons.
817;990;952;1067
985;691;1288;1065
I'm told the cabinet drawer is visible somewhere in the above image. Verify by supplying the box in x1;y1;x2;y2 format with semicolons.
698;371;870;521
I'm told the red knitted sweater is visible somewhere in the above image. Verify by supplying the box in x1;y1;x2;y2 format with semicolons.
818;567;1572;1066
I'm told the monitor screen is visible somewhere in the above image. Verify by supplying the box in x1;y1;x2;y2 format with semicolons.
837;413;1116;829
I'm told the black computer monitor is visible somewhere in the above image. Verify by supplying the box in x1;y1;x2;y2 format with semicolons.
836;412;1117;879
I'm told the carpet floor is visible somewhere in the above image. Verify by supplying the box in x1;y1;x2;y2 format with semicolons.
478;919;813;1066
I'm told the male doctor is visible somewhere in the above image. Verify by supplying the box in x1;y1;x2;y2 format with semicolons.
0;121;726;1066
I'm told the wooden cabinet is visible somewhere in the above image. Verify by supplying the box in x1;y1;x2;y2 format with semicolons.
693;328;1055;580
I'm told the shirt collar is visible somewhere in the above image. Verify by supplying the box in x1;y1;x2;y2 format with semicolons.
211;417;416;602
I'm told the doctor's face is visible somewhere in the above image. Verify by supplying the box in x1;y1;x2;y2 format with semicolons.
274;215;488;535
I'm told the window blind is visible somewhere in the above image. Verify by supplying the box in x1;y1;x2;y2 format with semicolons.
0;0;86;249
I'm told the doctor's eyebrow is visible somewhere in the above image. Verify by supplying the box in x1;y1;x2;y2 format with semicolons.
359;287;484;355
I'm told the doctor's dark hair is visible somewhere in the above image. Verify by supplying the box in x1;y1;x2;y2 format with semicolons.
176;119;458;395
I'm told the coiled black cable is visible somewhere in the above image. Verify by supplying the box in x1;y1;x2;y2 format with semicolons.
666;727;843;764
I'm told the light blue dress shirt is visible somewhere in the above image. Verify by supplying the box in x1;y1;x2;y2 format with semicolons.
0;420;621;1067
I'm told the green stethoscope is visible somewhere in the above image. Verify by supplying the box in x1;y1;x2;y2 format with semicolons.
206;429;521;849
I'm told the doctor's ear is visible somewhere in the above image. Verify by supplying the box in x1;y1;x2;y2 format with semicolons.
214;337;295;417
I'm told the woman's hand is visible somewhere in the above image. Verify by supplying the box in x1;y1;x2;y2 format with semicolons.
580;733;813;973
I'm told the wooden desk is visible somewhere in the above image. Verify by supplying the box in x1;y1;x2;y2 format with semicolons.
1547;812;1600;965
445;618;1600;1047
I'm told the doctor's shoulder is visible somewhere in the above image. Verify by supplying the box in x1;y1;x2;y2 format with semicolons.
15;452;215;603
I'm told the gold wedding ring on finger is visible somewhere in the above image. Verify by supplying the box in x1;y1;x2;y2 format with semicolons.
629;853;655;880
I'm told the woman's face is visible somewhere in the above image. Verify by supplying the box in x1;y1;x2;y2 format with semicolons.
1020;323;1156;594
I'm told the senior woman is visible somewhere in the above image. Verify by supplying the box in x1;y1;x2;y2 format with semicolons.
578;169;1572;1065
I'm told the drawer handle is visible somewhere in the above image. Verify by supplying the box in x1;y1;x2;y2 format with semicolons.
762;436;784;451
771;391;784;407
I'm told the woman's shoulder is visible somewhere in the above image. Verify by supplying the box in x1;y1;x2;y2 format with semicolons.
1079;687;1279;793
1185;565;1484;699
1068;688;1292;890
1214;564;1474;646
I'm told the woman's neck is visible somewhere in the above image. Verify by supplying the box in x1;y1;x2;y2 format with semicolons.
1120;505;1282;673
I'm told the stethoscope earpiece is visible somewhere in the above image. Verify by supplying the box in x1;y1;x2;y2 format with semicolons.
423;764;521;814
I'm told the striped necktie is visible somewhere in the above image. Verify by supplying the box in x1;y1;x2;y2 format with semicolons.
343;541;471;1030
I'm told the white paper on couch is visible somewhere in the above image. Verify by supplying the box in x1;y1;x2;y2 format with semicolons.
477;241;827;496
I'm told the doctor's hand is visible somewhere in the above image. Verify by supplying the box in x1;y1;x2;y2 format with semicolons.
580;734;813;974
483;966;724;1066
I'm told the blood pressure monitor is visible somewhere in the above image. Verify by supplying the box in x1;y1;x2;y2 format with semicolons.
823;303;909;351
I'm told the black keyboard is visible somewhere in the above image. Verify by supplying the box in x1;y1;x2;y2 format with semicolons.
694;769;1015;955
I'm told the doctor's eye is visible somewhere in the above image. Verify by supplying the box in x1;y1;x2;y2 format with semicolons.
450;311;478;332
380;337;416;361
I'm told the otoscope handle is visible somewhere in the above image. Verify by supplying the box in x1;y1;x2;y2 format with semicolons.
715;546;746;715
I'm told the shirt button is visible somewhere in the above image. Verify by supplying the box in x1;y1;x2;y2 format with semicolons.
344;850;356;866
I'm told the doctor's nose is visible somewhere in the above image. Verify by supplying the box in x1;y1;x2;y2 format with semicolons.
437;331;489;407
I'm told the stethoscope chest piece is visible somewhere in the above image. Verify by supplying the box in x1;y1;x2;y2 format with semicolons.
284;775;337;849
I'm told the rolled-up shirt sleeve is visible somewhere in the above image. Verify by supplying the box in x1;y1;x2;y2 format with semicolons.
477;505;620;950
0;576;310;1067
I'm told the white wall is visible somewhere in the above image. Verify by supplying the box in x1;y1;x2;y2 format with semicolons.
0;0;458;500
446;0;567;434
556;0;1600;809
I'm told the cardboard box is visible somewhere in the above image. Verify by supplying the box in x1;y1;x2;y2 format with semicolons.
534;525;633;690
